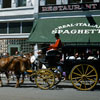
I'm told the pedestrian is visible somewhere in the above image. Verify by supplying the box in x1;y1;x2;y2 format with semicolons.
15;51;20;56
2;52;9;58
29;52;36;70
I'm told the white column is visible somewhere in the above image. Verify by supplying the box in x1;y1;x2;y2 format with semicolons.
94;0;99;2
62;0;68;4
34;44;38;59
33;0;39;13
27;0;33;6
11;0;17;8
56;0;62;5
0;0;2;8
40;0;45;6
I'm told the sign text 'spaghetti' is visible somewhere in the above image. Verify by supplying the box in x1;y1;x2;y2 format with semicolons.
52;23;100;35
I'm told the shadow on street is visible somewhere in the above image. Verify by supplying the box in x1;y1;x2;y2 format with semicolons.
2;81;100;91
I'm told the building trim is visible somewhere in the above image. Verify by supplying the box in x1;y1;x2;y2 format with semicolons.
0;33;30;39
0;18;34;22
39;10;100;19
0;6;34;12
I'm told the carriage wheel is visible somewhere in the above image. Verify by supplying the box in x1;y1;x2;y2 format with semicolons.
35;69;55;90
70;64;98;91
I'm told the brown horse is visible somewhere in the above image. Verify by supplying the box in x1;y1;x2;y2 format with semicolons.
0;56;31;87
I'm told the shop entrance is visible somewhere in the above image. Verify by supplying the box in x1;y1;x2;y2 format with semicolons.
8;45;20;56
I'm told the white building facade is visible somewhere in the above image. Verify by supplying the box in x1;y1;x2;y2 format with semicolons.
0;0;100;55
0;0;36;55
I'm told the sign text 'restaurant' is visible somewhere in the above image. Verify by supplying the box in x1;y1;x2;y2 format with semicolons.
39;3;100;12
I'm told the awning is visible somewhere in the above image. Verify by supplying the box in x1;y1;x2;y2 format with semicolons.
28;16;100;43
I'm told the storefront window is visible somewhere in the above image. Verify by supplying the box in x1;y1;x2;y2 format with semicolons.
2;0;11;8
83;0;93;3
9;22;20;33
69;0;93;4
0;23;7;33
46;0;56;5
0;39;34;54
17;0;26;7
0;21;33;34
22;22;33;33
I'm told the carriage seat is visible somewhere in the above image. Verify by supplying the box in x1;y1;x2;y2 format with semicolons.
45;49;62;64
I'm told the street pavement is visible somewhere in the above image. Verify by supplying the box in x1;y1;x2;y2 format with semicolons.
0;78;100;100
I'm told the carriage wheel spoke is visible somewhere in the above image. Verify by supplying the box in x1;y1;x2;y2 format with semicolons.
79;82;83;89
76;67;82;75
85;65;89;74
73;72;82;77
86;69;94;76
86;77;96;83
87;75;97;78
86;80;92;86
84;81;87;89
75;78;82;84
81;65;84;74
72;76;81;80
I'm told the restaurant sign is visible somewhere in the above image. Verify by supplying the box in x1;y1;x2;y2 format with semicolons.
51;23;100;35
39;3;100;12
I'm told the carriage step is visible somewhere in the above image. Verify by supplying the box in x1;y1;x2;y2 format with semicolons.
26;70;33;73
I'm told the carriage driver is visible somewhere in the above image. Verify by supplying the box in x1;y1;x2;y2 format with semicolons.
47;33;62;51
38;33;62;54
38;33;63;72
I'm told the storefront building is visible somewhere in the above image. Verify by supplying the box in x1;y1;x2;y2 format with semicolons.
28;0;100;51
0;0;35;55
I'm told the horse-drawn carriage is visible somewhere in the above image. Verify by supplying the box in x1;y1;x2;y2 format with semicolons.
34;44;100;90
0;44;100;90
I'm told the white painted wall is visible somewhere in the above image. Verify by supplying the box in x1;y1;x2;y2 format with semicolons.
0;0;34;19
94;0;99;2
12;0;17;8
56;0;62;5
62;0;68;4
27;0;33;6
0;0;2;8
40;0;45;6
33;0;39;13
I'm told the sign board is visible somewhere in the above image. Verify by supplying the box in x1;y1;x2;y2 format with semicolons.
39;3;100;12
51;23;100;35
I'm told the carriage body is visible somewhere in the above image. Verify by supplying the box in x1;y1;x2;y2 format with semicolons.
43;44;100;90
62;45;100;90
62;45;100;77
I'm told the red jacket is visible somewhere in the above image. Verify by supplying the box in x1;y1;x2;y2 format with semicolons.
48;39;62;50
